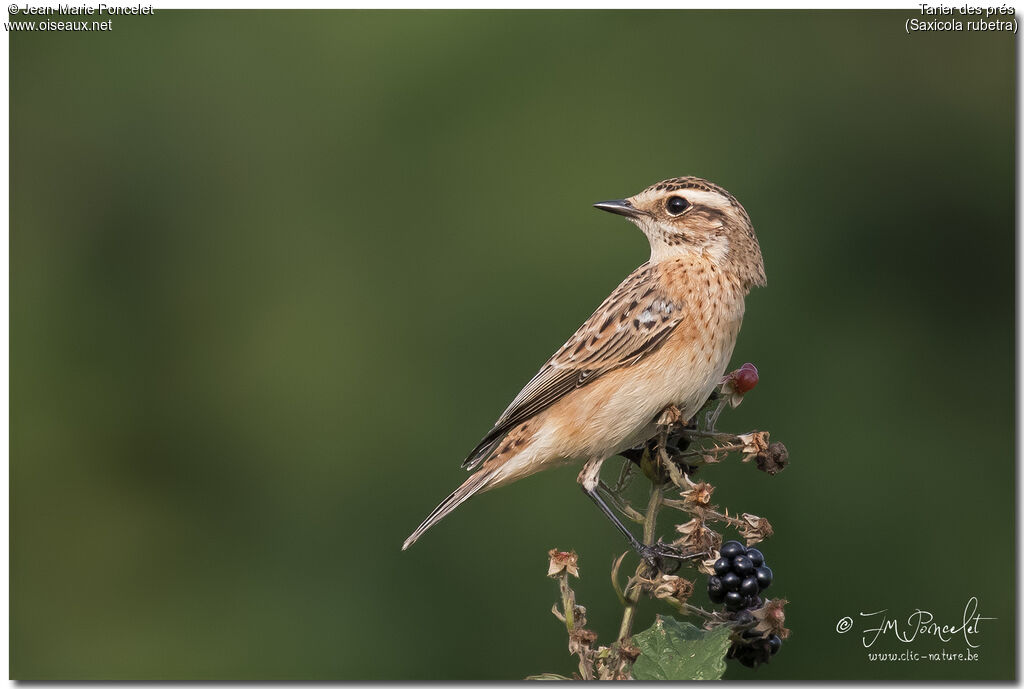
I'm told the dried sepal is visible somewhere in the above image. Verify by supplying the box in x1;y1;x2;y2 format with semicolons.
697;552;720;576
548;548;580;578
651;574;680;599
752;598;790;640
738;513;774;545
657;404;684;427
617;642;641;663
674;516;722;555
681;481;714;507
651;573;695;606
568;627;598;654
736;431;770;459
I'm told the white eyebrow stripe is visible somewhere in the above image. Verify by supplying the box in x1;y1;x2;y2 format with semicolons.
675;189;732;210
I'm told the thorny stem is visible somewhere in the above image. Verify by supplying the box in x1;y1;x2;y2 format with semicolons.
616;477;664;643
683;602;716;620
657;503;750;531
680;429;743;442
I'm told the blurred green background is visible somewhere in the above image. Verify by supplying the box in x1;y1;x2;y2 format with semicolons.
10;10;1014;680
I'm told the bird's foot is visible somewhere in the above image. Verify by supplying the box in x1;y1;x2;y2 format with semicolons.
638;540;699;575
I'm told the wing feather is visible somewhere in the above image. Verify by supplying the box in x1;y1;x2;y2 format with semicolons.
461;263;686;469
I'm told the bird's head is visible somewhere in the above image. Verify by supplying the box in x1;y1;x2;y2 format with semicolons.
594;176;766;289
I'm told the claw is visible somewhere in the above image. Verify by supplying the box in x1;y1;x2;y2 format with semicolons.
638;542;700;575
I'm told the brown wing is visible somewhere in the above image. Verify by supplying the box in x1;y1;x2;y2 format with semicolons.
462;263;686;469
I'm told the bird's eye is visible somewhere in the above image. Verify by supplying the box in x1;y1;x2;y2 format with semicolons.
666;196;690;215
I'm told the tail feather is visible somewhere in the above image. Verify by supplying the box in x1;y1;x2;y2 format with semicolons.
460;428;505;471
402;470;495;550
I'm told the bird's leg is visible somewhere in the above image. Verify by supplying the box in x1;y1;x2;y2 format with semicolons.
579;458;698;573
582;486;699;574
583;485;646;552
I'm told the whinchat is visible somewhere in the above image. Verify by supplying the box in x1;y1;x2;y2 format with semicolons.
403;177;766;557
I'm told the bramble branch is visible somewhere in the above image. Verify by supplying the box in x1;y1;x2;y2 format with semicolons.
534;363;791;679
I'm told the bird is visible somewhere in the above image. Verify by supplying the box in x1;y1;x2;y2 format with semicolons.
402;176;766;558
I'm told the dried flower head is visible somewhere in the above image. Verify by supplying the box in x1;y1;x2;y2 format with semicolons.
547;549;580;578
752;598;790;640
736;431;770;459
675;516;722;555
661;575;695;605
618;642;641;663
651;574;681;600
656;404;684;427
756;441;789;475
738;514;774;545
568;627;598;653
682;481;714;507
697;553;720;576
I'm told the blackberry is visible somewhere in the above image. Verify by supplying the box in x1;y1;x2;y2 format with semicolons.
705;541;776;611
727;634;782;668
724;591;745;611
740;576;759;597
708;575;726;604
720;540;745;559
721;572;742;592
707;543;783;669
733;555;755;576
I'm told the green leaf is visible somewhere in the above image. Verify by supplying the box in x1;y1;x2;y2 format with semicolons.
631;615;731;680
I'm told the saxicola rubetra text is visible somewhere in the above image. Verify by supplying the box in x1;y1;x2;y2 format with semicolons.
403;177;766;558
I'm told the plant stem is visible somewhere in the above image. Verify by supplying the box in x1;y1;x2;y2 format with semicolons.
556;572;594;680
616;480;664;642
558;573;575;633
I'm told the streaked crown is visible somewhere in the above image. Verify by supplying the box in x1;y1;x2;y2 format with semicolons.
594;176;766;290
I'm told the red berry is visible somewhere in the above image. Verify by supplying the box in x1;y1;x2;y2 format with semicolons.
732;363;759;393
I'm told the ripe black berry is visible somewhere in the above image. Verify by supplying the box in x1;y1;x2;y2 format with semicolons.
720;540;746;559
713;546;782;669
725;591;744;610
728;634;782;669
708;576;725;604
733;555;754;576
740;576;759;597
707;544;777;623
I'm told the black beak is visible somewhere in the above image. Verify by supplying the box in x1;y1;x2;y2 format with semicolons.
593;199;641;218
